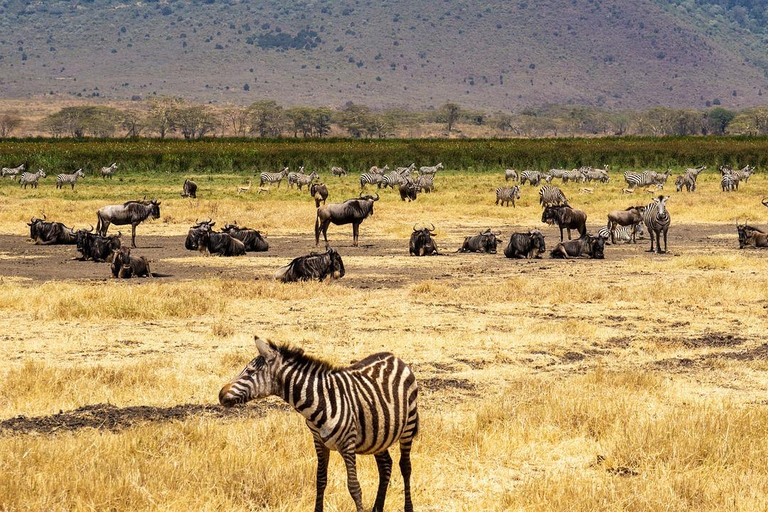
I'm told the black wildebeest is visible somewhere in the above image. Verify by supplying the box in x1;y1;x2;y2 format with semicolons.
221;223;269;252
77;230;122;262
606;206;645;244
27;216;80;245
504;230;546;259
111;246;152;278
185;219;215;250
96;199;161;248
458;229;502;253
315;194;379;248
274;248;346;282
736;222;768;249
199;230;246;256
310;183;329;208
181;179;198;198
399;180;419;202
550;233;606;259
541;205;587;241
409;224;438;256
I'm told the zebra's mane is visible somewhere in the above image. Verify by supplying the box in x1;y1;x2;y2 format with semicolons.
272;342;339;371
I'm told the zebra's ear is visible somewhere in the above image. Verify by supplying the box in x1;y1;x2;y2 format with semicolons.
255;336;278;362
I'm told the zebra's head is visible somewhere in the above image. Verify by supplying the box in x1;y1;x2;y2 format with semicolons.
37;169;46;178
75;169;85;178
219;337;281;407
654;195;670;215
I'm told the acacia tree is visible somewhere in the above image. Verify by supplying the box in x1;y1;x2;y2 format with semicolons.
173;105;218;139
440;102;461;132
147;97;183;138
121;109;149;138
338;103;373;137
248;100;284;137
0;113;22;137
221;107;250;136
40;106;120;137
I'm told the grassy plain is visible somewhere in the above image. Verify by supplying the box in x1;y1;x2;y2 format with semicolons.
1;158;768;511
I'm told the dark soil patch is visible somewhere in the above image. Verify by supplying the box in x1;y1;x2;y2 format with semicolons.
715;343;768;361
681;332;746;348
454;357;488;369
562;351;586;362
654;357;696;370
420;377;476;391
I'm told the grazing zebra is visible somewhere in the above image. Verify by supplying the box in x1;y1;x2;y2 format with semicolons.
598;223;644;244
20;169;46;189
538;185;567;207
496;185;520;207
729;165;755;183
382;170;406;189
419;162;443;175
721;173;739;192
369;165;389;175
504;169;518;182
295;170;319;190
416;174;435;193
287;166;305;188
675;172;696;192
259;167;289;188
547;169;568;182
1;163;25;179
359;172;386;190
582;167;610;183
519;170;542;186
331;166;347;177
643;195;671;254
219;337;419;512
56;169;85;190
623;170;658;190
100;163;118;180
561;169;585;183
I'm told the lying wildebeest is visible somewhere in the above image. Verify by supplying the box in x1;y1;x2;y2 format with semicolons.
111;246;152;278
315;194;379;248
96;199;160;248
550;233;606;259
310;183;329;208
181;179;198;198
77;230;122;262
409;224;438;256
736;222;768;249
199;230;246;256
458;229;502;253
399;181;419;202
274;248;345;282
185;218;215;250
504;230;546;259
27;216;80;245
541;205;587;241
221;223;269;252
606;206;645;244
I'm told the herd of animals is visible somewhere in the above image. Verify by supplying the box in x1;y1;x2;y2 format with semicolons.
6;160;768;283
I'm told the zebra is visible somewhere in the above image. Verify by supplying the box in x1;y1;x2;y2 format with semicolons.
19;169;46;189
623;170;658;190
643;195;671;254
360;172;386;190
396;163;416;176
416;174;435;193
259;167;289;188
56;169;85;190
382;170;406;189
287;166;305;188
519;170;542;186
295;170;319;190
419;162;443;175
1;163;25;179
675;173;696;192
732;165;755;183
331;166;347;177
721;173;739;192
582;167;610;183
496;186;520;207
538;185;568;207
598;223;644;244
504;169;518;182
219;337;419;512
547;169;568;182
561;169;585;183
100;163;118;180
369;165;389;175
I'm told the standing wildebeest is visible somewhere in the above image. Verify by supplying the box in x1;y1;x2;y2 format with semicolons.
199;230;246;256
27;217;80;245
399;180;419;202
185;219;215;250
550;233;606;259
111;246;152;278
541;205;587;241
2;163;25;179
310;183;329;208
643;195;671;254
504;230;546;259
273;248;346;282
96;199;161;248
218;337;419;512
19;169;46;189
331;166;347;177
181;179;198;198
736;222;768;249
221;223;269;252
100;163;118;179
409;224;438;256
458;229;502;253
315;194;379;248
606;206;645;244
496;186;520;207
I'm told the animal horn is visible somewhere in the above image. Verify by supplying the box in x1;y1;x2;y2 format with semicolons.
429;223;435;232
88;224;94;232
413;223;419;232
373;193;380;201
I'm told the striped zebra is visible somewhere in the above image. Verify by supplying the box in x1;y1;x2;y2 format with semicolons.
547;169;568;182
721;173;739;192
732;165;755;182
598;223;644;244
259;167;289;188
582;167;610;183
416;174;435;193
396;163;416;176
20;169;46;189
1;163;25;179
331;166;347;177
496;185;520;207
100;163;118;180
519;170;542;186
287;166;305;188
56;169;85;190
419;162;443;175
643;195;671;254
219;337;419;512
538;185;567;207
295;170;319;190
623;170;658;190
504;169;518;182
675;173;696;192
382;170;407;189
360;172;386;190
561;169;585;183
369;165;389;175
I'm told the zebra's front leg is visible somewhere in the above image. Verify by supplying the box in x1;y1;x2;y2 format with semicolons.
313;436;330;512
341;449;364;512
662;229;668;254
647;231;656;253
372;451;393;512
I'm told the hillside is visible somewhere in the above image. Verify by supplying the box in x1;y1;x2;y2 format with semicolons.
0;0;767;111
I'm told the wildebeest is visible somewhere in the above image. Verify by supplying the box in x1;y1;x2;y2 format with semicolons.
221;223;269;252
185;219;215;250
274;248;345;282
399;181;419;202
550;233;606;259
736;222;768;249
111;246;152;278
27;216;80;245
96;199;161;248
181;179;198;198
199;230;246;256
315;194;379;248
504;230;546;259
458;229;502;253
541;205;587;241
409;224;438;256
310;183;329;208
77;230;122;262
606;206;645;244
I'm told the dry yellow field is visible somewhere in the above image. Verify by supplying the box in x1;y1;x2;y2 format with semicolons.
1;168;768;511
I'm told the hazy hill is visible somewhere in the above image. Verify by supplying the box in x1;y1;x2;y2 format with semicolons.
0;0;767;111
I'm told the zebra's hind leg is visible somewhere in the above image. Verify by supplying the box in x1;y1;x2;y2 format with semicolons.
372;450;393;512
341;449;364;512
313;436;330;512
399;438;415;512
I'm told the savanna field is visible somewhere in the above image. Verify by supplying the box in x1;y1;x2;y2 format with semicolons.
1;138;768;511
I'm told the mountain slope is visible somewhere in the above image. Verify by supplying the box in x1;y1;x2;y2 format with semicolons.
0;0;766;110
